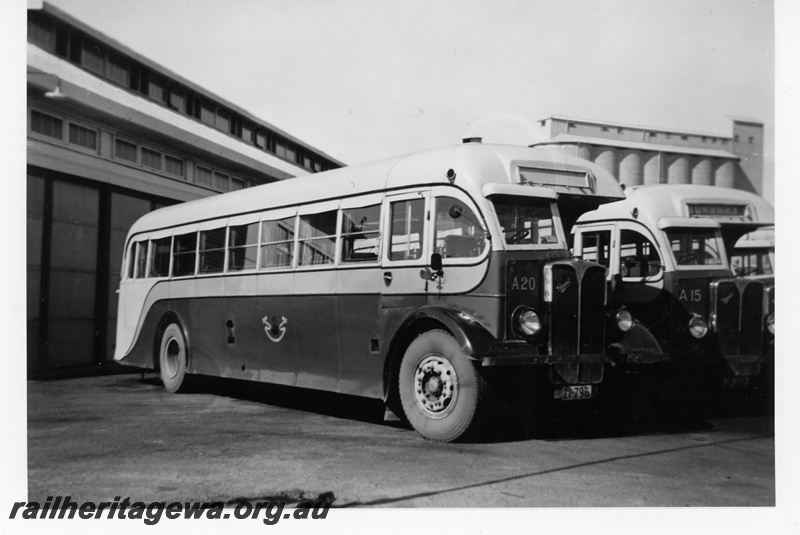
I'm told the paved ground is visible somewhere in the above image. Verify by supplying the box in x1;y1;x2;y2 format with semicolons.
27;372;774;508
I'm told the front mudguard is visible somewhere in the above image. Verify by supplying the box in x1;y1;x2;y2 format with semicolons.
608;319;669;364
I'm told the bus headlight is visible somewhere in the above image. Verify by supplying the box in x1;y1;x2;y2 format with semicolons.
513;307;542;337
689;314;708;339
615;309;634;332
766;313;775;335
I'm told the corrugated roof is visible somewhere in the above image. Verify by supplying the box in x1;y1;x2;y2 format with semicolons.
531;133;739;160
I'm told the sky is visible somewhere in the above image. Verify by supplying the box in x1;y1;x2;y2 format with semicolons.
36;0;778;203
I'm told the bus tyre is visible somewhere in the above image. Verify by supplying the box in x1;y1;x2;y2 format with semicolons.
398;330;486;442
159;323;190;393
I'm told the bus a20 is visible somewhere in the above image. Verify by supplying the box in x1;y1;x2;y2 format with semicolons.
115;140;627;441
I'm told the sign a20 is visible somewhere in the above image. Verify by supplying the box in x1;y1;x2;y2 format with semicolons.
511;276;536;291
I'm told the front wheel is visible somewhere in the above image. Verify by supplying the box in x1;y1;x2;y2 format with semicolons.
398;330;487;442
159;322;190;393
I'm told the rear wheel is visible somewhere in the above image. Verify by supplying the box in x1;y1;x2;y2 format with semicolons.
159;323;189;393
398;330;486;442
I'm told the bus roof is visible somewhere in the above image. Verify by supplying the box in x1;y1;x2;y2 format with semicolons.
576;184;774;252
578;184;774;227
129;142;624;235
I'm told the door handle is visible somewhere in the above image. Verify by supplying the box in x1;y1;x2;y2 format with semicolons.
383;272;393;287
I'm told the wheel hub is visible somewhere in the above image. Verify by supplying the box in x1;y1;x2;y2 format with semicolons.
413;355;458;419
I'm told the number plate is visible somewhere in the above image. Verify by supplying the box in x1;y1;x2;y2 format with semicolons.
722;376;749;389
554;385;594;401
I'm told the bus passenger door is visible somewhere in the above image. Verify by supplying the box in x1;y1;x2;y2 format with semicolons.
379;190;432;338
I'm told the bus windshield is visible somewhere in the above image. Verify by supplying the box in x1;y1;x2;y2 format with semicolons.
731;247;774;276
489;195;563;247
664;227;725;267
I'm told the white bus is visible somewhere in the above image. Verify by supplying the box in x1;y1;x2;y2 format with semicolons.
573;184;774;389
115;140;628;441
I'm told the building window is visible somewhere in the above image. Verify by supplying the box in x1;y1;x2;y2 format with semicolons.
196;166;213;187
28;12;56;51
286;143;296;163
540;120;546;127
81;37;105;75
68;123;98;150
681;135;688;140
200;100;216;125
231;177;245;191
141;147;162;170
107;53;130;86
665;133;672;139
734;135;740;142
275;138;287;159
242;121;254;144
749;136;755;144
617;128;624;134
30;109;63;140
649;132;657;138
255;129;266;149
148;72;166;103
601;126;609;132
216;108;230;132
165;155;184;177
114;138;137;162
168;86;186;112
214;172;229;191
567;122;576;129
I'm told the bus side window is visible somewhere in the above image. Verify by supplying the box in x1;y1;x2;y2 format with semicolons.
389;199;425;261
126;243;136;279
261;217;295;269
135;241;147;279
172;232;197;277
228;223;259;271
434;196;486;259
298;210;337;266
149;237;171;278
580;231;611;268
341;204;380;263
199;228;226;274
619;230;661;278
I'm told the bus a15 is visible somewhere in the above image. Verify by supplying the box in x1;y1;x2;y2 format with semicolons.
572;184;774;391
115;140;627;441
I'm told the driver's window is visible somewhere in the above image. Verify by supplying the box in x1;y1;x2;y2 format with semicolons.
434;196;487;259
619;229;662;278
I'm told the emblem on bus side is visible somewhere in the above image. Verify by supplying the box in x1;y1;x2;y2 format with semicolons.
556;280;571;294
262;315;288;342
